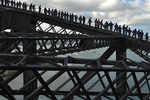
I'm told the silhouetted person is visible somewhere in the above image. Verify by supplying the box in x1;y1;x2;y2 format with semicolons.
140;30;144;40
75;15;78;23
48;8;51;15
51;9;54;16
39;5;41;13
109;21;114;31
18;1;21;8
97;19;100;28
125;26;128;35
54;9;57;16
22;2;25;9
122;24;126;35
83;16;86;24
5;0;9;6
104;21;109;30
145;32;149;41
60;11;64;19
72;13;74;22
32;5;35;11
127;27;132;37
64;12;67;20
66;12;69;21
57;10;61;18
88;17;92;26
1;0;4;5
44;8;47;15
114;23;118;32
16;1;19;8
132;29;137;38
118;25;122;33
10;0;14;7
69;14;72;22
79;16;82;24
100;20;103;29
29;3;32;11
95;19;98;28
137;30;141;39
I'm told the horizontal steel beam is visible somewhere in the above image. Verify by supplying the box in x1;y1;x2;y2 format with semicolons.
0;64;148;72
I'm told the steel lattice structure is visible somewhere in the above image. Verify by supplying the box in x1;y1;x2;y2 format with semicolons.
0;3;150;100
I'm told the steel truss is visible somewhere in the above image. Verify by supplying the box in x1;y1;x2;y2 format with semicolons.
0;5;150;100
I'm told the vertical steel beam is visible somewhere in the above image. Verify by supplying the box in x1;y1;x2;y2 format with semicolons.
116;46;127;99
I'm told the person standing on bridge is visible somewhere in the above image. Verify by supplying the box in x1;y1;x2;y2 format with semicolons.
57;10;61;18
83;16;86;24
38;5;41;13
104;21;109;30
60;11;64;19
118;25;122;33
79;16;82;24
88;17;92;26
99;19;103;29
54;9;57;16
127;27;132;37
94;19;98;28
18;1;21;8
145;32;149;41
109;21;114;31
10;0;14;7
32;4;35;12
132;29;137;38
75;14;78;23
47;8;51;16
122;24;126;35
114;23;118;32
29;3;32;11
5;0;9;6
44;7;47;15
66;12;69;21
97;19;100;28
1;0;4;5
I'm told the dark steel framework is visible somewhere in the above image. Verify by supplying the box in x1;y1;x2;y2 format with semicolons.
0;5;150;100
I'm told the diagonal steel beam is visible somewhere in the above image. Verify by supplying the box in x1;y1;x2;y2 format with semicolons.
100;47;115;61
0;80;16;100
63;71;96;100
72;71;92;100
104;71;119;100
25;70;57;100
131;72;144;100
24;71;65;100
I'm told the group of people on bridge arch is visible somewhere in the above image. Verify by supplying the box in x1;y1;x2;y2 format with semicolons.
0;0;149;41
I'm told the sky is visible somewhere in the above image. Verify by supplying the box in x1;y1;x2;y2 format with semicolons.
20;0;150;33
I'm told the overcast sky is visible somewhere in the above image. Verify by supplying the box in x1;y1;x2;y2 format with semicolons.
21;0;150;33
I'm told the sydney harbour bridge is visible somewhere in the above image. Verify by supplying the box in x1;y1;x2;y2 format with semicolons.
0;0;150;100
